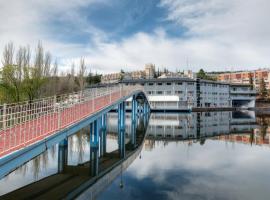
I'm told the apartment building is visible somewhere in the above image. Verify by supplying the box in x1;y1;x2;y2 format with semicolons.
218;69;270;90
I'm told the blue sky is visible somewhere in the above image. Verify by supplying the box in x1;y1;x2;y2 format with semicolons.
1;0;270;73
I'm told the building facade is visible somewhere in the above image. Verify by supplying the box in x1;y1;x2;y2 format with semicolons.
122;77;256;110
218;69;270;90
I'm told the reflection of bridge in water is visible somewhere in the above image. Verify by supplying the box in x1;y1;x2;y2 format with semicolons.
1;114;149;200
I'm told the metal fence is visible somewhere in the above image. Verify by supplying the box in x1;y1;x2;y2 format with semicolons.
0;84;143;157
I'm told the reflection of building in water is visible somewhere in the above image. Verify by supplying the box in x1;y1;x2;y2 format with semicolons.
146;111;256;139
106;111;260;151
144;111;258;150
217;130;270;147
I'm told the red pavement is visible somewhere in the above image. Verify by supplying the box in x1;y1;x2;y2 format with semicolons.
0;91;124;158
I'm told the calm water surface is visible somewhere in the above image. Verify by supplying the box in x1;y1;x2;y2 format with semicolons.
1;111;270;200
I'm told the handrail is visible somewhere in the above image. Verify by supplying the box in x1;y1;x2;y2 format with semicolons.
0;84;143;157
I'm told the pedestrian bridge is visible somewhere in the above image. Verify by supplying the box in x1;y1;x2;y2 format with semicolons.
0;84;150;179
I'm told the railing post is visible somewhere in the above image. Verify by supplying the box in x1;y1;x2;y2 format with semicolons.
53;95;56;109
58;106;61;129
3;103;6;130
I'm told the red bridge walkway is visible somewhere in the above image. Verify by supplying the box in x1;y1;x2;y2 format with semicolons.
0;85;141;158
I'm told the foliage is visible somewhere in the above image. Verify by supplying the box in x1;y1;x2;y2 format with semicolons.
196;69;217;81
0;42;91;104
86;72;101;85
120;69;125;81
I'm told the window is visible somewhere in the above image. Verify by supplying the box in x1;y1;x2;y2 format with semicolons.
166;91;172;95
188;83;194;85
157;91;163;95
166;82;171;85
148;83;154;86
177;82;183;85
175;91;183;94
157;82;162;86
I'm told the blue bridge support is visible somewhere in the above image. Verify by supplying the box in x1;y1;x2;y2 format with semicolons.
90;120;99;176
58;138;68;173
0;90;151;179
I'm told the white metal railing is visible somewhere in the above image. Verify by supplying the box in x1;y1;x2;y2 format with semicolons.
0;84;143;157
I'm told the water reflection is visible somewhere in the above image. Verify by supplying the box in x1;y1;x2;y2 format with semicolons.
97;111;270;200
0;112;149;199
2;111;270;200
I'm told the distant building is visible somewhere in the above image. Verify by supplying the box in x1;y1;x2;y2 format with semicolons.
218;69;270;90
101;72;121;83
184;70;197;79
144;63;155;79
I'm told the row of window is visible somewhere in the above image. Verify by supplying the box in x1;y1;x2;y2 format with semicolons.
147;82;194;86
147;91;195;95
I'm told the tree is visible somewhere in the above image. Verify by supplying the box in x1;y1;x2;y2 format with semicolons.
86;71;101;85
0;64;22;102
259;78;267;99
23;42;48;101
2;42;14;67
0;42;23;102
197;68;217;81
197;69;207;79
120;69;125;81
77;58;87;91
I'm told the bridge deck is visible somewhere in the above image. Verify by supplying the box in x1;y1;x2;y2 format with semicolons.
0;86;142;159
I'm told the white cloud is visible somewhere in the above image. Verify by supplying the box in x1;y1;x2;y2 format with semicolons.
0;0;270;73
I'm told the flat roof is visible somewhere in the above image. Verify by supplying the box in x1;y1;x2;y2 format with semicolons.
120;77;230;85
121;77;195;83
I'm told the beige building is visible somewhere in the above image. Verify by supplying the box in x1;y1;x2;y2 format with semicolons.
101;72;121;83
145;63;156;79
101;64;157;83
218;69;270;90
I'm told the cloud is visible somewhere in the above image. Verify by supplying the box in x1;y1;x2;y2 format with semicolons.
0;0;270;73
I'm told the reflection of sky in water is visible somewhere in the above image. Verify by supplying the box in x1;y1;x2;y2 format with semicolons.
2;111;270;199
0;146;58;195
97;139;270;200
0;131;119;196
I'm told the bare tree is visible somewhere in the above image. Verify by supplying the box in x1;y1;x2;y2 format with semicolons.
34;41;44;77
16;46;24;81
44;52;51;77
78;58;87;91
2;42;14;66
69;62;76;92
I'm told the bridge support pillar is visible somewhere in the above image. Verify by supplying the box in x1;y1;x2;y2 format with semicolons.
58;138;68;173
132;95;137;123
143;101;147;115
131;120;137;148
100;114;107;156
90;120;99;176
118;102;126;158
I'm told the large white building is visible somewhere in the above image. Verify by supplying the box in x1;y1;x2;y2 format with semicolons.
121;78;256;111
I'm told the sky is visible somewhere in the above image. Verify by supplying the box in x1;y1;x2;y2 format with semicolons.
0;0;270;73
